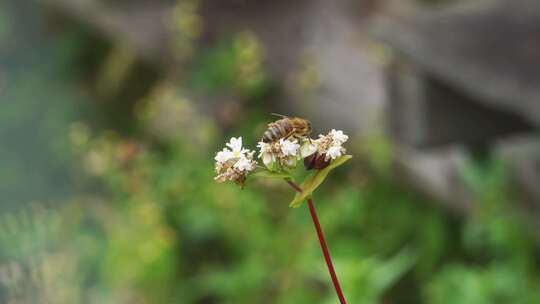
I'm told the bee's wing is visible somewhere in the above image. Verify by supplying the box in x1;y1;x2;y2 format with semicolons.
270;113;289;119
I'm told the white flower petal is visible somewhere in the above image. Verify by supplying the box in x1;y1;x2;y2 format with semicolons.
300;141;317;158
280;138;300;156
226;137;243;152
262;152;273;167
233;156;252;171
257;141;269;158
215;148;233;163
330;129;349;143
327;145;342;160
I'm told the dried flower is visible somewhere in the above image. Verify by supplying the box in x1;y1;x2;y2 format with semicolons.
214;137;257;186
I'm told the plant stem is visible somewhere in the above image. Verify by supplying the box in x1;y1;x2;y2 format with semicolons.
286;180;347;304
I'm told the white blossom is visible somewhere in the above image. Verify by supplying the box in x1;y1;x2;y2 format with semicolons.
300;141;318;158
215;121;350;185
327;145;343;160
257;141;270;157
280;138;300;156
262;153;274;167
226;136;250;158
226;137;243;152
234;156;256;171
214;148;233;163
329;129;349;144
257;141;273;167
256;138;303;169
311;129;349;162
214;136;257;186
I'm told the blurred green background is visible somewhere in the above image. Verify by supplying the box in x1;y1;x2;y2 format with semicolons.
1;0;540;303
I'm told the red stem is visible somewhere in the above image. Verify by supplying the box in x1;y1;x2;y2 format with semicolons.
286;180;347;304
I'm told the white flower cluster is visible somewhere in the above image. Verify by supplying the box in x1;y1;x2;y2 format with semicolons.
256;129;348;171
213;128;349;186
314;129;349;161
257;138;304;169
214;137;257;185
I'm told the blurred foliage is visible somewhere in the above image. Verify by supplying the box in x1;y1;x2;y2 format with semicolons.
189;31;270;99
291;51;320;93
169;0;203;60
1;1;540;303
6;108;540;302
422;157;540;304
426;264;540;304
135;83;217;145
0;20;91;207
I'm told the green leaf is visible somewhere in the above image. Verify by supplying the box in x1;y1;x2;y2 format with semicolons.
289;155;352;208
253;170;292;179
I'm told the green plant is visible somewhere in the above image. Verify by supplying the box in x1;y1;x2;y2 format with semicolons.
213;119;353;303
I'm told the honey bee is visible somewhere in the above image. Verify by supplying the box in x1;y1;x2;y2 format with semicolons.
262;114;312;143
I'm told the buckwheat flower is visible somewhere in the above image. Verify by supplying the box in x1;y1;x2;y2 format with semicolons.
234;155;256;171
304;130;349;170
214;148;233;163
229;137;250;156
214;117;352;302
214;137;257;186
257;141;275;167
257;138;301;170
329;129;349;144
256;141;269;155
280;138;300;156
327;145;343;160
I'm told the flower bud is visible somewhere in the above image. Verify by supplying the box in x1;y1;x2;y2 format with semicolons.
304;153;331;170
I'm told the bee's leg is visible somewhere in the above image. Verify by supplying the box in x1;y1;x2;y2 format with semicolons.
284;128;296;140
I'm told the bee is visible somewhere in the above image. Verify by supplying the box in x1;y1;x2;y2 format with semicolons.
262;114;312;143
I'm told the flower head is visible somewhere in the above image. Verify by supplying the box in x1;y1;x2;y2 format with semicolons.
257;138;302;170
257;141;274;167
304;130;349;170
226;137;242;151
214;137;257;186
214;119;350;184
329;129;349;144
327;145;343;160
214;148;233;163
280;138;300;156
226;137;250;158
234;156;255;171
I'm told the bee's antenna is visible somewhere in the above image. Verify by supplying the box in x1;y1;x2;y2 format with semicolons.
271;113;288;118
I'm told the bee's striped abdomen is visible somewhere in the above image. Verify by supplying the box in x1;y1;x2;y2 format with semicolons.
262;119;293;143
